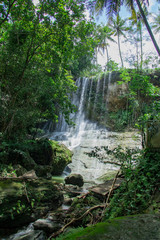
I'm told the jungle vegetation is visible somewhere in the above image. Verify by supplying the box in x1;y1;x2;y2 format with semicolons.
0;0;159;176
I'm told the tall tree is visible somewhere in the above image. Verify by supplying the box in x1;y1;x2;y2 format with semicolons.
96;24;115;69
92;0;160;56
111;14;127;68
129;12;144;69
0;0;98;141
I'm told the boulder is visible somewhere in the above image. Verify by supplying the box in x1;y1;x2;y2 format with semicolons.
29;139;73;177
65;174;84;187
21;170;38;179
9;229;46;240
50;141;73;175
60;214;160;240
0;179;63;228
6;139;72;178
13;164;27;177
33;219;61;233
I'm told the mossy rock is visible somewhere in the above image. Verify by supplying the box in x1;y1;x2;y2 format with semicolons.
65;174;84;187
29;139;72;176
56;214;160;240
29;139;53;165
49;141;72;175
97;170;119;182
0;179;63;228
8;139;73;177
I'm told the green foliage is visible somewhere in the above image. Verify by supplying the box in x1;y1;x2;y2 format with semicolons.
71;194;101;210
10;200;26;220
105;150;160;219
86;145;141;176
0;0;100;162
104;59;119;71
108;110;131;131
0;164;17;177
56;227;84;240
87;145;160;220
116;69;160;135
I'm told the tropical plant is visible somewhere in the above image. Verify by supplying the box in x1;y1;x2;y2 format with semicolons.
91;0;160;56
111;14;127;67
152;10;160;34
0;0;99;164
96;24;116;69
128;11;146;69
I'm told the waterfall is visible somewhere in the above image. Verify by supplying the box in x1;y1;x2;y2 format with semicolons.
102;73;106;101
88;77;93;108
51;77;91;149
93;76;101;111
105;72;112;114
50;73;140;183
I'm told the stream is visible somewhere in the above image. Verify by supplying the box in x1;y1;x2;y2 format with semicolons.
2;75;141;240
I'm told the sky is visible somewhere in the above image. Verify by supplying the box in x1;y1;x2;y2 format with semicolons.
95;1;160;68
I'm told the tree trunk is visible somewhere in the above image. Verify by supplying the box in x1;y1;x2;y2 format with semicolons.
117;32;124;68
139;21;143;70
136;0;160;56
136;35;139;70
106;44;109;70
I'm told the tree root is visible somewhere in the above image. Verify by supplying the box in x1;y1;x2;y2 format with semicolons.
48;204;105;239
100;170;120;220
48;171;121;239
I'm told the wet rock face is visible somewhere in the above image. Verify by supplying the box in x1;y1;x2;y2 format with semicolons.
107;82;128;112
0;179;63;228
65;174;84;187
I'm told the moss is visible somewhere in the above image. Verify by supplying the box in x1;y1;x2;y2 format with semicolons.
8;139;73;177
56;214;160;240
97;170;119;182
29;139;53;165
0;179;63;228
71;194;101;210
50;140;72;175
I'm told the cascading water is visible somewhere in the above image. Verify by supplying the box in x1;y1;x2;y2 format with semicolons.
51;77;98;149
2;73;141;240
93;76;101;111
50;73;141;183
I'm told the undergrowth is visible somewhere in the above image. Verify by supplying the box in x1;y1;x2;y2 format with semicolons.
105;150;160;219
55;148;160;240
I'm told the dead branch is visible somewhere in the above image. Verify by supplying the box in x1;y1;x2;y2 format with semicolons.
101;170;120;218
48;204;105;239
103;160;121;166
88;212;94;225
77;192;89;199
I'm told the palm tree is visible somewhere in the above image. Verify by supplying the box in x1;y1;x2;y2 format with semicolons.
96;24;116;69
129;12;144;69
93;0;160;56
111;14;127;67
152;11;160;34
